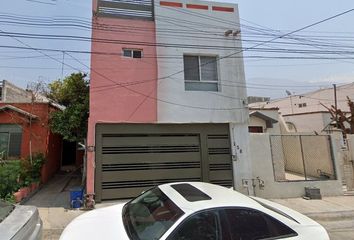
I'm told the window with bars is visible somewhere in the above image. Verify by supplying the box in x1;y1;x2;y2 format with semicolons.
0;125;22;159
183;55;219;92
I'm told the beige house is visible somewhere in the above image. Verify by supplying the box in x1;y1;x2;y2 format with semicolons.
252;83;354;133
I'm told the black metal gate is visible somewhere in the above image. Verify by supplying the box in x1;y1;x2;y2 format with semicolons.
95;123;233;201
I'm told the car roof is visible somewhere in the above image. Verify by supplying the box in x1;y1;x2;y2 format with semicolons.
158;182;262;213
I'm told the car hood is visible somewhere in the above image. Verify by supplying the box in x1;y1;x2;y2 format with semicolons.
60;203;130;240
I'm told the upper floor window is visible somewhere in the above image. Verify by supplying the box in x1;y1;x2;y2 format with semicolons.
298;103;307;108
123;49;142;58
183;55;219;92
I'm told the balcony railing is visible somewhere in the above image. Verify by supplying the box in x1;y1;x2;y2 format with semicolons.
97;0;154;20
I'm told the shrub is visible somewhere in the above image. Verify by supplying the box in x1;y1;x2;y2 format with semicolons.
30;153;46;181
0;153;46;200
0;161;21;199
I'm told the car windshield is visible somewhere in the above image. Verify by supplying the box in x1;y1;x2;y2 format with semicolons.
123;187;184;240
0;200;15;223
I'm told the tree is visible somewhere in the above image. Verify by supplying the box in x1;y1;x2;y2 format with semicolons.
48;73;89;142
321;96;354;137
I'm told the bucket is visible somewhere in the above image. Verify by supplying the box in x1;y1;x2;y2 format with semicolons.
70;187;84;209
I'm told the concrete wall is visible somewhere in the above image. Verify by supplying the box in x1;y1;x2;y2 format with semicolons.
249;133;343;199
230;123;252;194
283;112;330;133
155;0;248;123
279;135;335;178
1;80;32;103
344;135;354;190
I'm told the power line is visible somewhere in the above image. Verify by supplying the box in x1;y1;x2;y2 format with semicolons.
2;8;354;106
89;8;354;109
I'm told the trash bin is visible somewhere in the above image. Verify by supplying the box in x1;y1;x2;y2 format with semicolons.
70;187;84;209
305;187;322;199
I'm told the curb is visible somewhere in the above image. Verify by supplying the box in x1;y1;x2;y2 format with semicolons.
305;210;354;221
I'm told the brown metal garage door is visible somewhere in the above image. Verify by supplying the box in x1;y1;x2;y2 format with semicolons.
95;124;233;201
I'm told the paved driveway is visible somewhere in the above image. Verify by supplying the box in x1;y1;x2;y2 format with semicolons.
24;171;84;240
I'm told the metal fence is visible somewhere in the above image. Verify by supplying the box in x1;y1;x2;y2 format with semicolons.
270;135;336;182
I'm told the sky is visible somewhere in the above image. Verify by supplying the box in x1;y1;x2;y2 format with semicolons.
1;0;354;99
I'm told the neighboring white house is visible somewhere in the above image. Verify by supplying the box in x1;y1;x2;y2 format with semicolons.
248;107;280;134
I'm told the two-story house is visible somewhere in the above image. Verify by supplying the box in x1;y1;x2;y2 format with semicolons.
87;0;250;202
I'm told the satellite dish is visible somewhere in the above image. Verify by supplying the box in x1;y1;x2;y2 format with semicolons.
286;90;292;96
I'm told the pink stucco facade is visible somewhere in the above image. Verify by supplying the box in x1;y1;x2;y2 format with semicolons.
87;1;157;195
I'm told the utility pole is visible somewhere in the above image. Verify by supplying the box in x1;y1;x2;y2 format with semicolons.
333;84;338;128
61;51;65;79
290;95;294;114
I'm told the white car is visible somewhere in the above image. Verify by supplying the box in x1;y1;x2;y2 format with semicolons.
60;182;329;240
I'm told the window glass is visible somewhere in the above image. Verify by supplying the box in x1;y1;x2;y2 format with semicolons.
123;49;132;57
123;187;184;240
183;55;219;92
0;125;22;159
133;50;142;58
168;210;220;240
200;56;217;81
183;56;200;81
221;208;297;240
123;49;142;58
0;132;9;159
248;126;263;133
8;133;22;157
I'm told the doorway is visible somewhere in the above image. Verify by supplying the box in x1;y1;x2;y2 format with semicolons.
61;140;76;167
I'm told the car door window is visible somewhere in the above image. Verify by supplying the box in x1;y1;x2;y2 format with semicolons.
220;208;297;240
168;210;220;240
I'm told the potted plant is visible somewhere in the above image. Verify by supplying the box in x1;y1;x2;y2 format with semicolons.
31;153;46;181
30;177;40;192
13;190;22;203
19;186;29;198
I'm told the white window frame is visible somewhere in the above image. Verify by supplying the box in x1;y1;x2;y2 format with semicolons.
122;48;143;58
183;55;219;92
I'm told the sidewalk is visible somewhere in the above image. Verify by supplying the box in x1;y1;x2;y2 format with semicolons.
24;172;354;240
23;170;84;240
273;196;354;217
273;196;354;240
